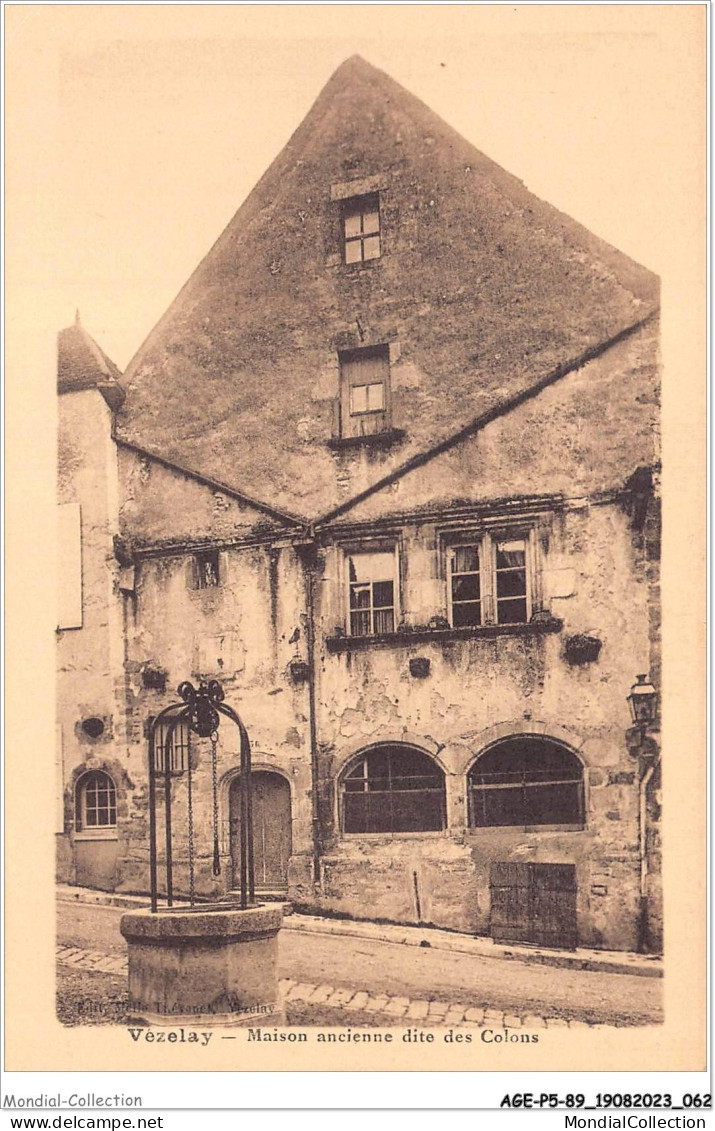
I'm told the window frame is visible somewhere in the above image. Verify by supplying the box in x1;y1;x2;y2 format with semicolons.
191;549;221;590
152;717;190;775
339;744;447;837
75;769;118;840
339;344;391;440
341;192;381;265
467;738;586;833
344;542;401;638
443;527;537;628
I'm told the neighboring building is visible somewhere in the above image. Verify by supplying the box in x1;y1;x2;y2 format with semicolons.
56;56;662;953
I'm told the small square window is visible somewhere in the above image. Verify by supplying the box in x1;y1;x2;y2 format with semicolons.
350;382;385;415
342;193;381;264
192;550;221;589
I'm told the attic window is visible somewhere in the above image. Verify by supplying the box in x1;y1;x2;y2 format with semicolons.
339;345;390;439
342;193;381;264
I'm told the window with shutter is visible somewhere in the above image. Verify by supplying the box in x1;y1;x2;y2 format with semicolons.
339;345;390;438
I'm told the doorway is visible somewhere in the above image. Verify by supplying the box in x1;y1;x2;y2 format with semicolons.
229;770;292;891
489;861;577;949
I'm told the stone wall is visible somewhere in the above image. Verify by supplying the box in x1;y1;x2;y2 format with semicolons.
57;389;125;890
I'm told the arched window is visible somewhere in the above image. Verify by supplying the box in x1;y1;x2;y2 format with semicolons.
468;737;584;829
76;770;117;831
341;744;446;834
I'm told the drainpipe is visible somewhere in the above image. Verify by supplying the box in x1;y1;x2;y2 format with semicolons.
297;535;322;887
637;757;658;953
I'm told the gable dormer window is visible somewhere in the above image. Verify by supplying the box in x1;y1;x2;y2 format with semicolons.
339;345;390;438
342;193;380;263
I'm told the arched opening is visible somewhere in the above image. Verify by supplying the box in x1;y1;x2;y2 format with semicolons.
468;735;585;829
75;769;117;831
229;771;292;892
73;769;119;892
340;743;446;834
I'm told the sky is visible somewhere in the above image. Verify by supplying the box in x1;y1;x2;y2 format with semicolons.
9;5;705;370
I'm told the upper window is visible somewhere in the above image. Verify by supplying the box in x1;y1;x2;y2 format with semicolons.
341;744;446;833
342;193;381;264
76;770;117;831
339;345;390;439
152;718;190;775
348;549;396;636
468;737;584;829
191;550;221;589
447;532;532;627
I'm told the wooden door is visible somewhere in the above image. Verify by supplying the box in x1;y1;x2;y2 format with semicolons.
489;862;577;950
230;771;292;891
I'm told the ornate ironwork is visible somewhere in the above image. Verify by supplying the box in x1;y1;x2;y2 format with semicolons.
147;680;254;913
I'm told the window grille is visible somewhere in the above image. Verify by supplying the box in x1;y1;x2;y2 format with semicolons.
341;745;446;833
152;718;190;775
469;737;584;828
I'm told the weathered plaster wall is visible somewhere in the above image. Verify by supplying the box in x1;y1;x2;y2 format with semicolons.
117;538;314;895
57;390;126;889
307;502;649;949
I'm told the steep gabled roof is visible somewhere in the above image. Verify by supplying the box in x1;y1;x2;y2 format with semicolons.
117;55;659;518
58;314;125;409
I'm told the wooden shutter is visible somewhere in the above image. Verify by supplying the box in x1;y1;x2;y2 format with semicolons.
489;861;531;944
489;861;577;950
529;863;577;949
339;347;390;438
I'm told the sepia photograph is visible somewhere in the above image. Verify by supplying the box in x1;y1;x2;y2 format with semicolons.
4;2;706;1083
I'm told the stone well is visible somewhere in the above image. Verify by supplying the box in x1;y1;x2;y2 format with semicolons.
120;903;284;1026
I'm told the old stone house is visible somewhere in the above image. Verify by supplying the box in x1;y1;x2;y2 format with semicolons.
57;56;661;953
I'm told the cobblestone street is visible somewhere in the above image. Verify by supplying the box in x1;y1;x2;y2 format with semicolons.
56;896;663;1029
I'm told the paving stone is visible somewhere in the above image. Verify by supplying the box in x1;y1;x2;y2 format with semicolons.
464;1007;485;1023
484;1009;504;1023
567;1020;590;1029
285;982;317;1002
62;952;93;967
428;1000;449;1017
278;979;295;993
522;1014;547;1029
344;991;370;1011
326;988;355;1007
545;1017;569;1028
364;995;390;1014
308;984;335;1004
503;1015;522;1028
406;1000;430;1020
445;1006;466;1023
383;997;410;1017
96;958;126;973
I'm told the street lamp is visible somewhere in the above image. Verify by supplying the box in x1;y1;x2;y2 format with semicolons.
627;674;658;735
